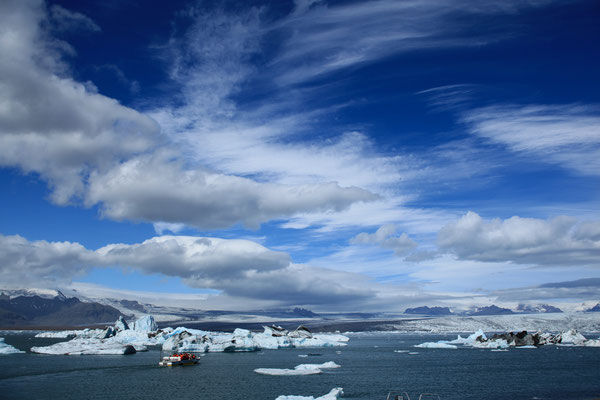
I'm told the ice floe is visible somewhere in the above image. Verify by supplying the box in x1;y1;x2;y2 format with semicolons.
255;361;340;376
0;338;24;354
31;338;140;355
275;387;343;400
415;329;600;349
414;342;457;349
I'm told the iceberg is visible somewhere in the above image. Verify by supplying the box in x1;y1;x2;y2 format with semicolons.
558;329;587;345
130;315;158;332
0;338;24;354
255;361;340;376
31;316;350;356
275;388;343;400
162;325;348;353
414;342;457;349
31;338;140;355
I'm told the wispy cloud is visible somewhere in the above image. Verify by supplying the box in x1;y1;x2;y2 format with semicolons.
0;0;376;230
462;103;600;176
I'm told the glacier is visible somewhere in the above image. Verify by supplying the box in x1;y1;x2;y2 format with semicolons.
0;338;24;354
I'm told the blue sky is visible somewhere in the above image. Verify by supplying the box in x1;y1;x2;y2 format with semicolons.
0;0;599;311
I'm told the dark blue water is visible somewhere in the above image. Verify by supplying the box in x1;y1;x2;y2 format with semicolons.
1;332;599;399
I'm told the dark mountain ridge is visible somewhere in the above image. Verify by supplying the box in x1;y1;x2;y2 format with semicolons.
0;293;124;327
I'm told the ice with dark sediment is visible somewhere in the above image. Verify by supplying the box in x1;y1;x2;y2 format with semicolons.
414;328;600;349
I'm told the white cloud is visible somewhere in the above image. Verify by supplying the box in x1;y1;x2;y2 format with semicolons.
0;0;159;204
0;234;380;308
462;103;600;176
0;0;376;230
438;211;600;266
0;234;95;286
49;4;101;33
269;0;551;86
86;152;376;230
350;224;417;256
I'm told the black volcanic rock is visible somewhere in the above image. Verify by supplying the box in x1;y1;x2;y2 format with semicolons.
0;294;124;327
404;306;453;316
469;305;514;316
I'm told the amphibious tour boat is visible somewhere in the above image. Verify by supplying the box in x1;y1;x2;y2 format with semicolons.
158;353;199;367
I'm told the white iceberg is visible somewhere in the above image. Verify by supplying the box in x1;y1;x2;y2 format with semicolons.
130;315;158;332
162;326;349;353
0;338;24;354
31;317;350;356
414;342;457;349
559;329;586;345
35;329;102;339
447;329;487;345
255;361;340;376
31;338;140;355
275;388;343;400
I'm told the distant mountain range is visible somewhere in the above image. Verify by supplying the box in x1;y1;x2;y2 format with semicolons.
0;291;124;328
405;306;453;316
586;303;600;312
1;287;597;329
404;303;568;316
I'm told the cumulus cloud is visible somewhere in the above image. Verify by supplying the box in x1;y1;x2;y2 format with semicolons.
0;234;377;307
86;152;376;229
462;103;600;176
438;211;600;266
0;0;160;204
0;234;95;287
0;0;376;230
350;225;417;257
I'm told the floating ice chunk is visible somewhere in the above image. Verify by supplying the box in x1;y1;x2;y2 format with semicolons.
255;367;323;376
472;339;509;349
130;315;158;332
408;352;419;355
115;316;129;331
515;345;537;349
584;339;600;347
35;328;104;339
31;338;140;355
0;338;24;354
298;354;308;357
162;326;348;353
447;329;487;345
255;361;340;375
275;388;343;400
559;329;586;345
414;342;457;349
394;350;409;353
296;361;340;370
490;349;508;352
